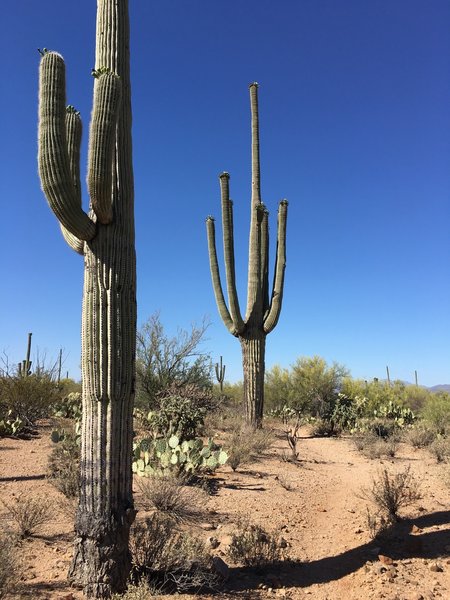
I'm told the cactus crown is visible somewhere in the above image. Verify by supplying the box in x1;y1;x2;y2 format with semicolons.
91;66;116;78
66;105;80;116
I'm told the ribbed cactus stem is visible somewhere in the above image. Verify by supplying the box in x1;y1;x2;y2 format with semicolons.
87;72;122;224
206;85;288;427
38;53;96;241
61;107;85;253
215;355;226;391
38;0;136;596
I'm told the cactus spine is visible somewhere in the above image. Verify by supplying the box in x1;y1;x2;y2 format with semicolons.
215;355;226;392
37;1;136;596
206;84;288;427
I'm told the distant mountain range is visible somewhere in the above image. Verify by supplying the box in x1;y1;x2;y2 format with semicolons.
428;384;450;393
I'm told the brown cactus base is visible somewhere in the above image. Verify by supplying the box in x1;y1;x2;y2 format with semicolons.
68;507;136;598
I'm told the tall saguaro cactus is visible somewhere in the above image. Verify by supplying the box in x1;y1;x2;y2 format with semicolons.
38;1;136;596
206;84;288;427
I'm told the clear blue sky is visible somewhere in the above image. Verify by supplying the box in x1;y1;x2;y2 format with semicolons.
1;0;449;386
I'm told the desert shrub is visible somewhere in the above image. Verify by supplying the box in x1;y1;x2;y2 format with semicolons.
360;466;421;523
111;581;161;600
227;520;282;567
130;514;221;593
136;473;207;524
403;424;436;449
250;426;275;454
227;436;252;472
0;373;60;425
0;530;18;598
365;506;392;540
353;431;400;459
135;313;212;411
421;392;450;435
226;425;274;471
329;393;366;432
310;417;339;437
1;493;53;538
429;437;450;463
48;431;80;497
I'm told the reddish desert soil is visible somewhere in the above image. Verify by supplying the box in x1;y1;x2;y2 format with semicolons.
0;421;449;600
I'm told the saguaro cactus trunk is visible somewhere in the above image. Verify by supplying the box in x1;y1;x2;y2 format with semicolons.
206;84;288;428
38;1;136;596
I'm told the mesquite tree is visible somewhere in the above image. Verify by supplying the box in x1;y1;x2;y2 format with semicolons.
38;0;136;596
206;84;288;427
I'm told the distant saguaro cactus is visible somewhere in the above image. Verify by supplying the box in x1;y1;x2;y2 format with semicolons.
215;355;226;392
206;84;288;427
18;332;32;377
37;0;136;596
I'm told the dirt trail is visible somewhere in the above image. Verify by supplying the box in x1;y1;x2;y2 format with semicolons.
0;423;449;600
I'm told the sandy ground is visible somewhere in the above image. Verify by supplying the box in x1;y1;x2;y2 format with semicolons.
0;421;449;600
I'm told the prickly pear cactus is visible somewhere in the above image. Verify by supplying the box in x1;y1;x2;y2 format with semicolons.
132;436;228;476
37;1;136;597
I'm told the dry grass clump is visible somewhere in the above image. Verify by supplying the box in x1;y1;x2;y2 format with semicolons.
360;466;421;525
227;519;283;567
227;425;274;472
111;581;162;599
130;513;221;593
428;437;450;463
136;473;208;524
0;530;18;598
1;493;53;538
276;472;296;492
353;431;400;459
47;434;80;498
403;425;436;449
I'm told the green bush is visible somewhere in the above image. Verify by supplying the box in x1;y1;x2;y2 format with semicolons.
421;392;450;435
0;373;60;425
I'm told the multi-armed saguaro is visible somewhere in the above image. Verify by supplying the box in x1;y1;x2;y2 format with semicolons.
38;0;135;596
206;83;288;427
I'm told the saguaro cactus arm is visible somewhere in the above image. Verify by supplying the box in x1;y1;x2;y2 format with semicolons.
87;70;122;224
264;199;288;333
206;217;238;336
38;52;96;241
220;173;245;333
60;107;85;253
246;83;264;321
